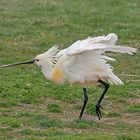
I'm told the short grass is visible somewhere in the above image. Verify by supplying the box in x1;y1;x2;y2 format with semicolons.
0;0;140;139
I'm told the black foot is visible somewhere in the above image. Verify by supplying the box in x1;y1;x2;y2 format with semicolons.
78;116;82;120
95;102;103;120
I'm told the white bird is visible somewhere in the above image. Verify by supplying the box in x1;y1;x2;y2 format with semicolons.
2;33;137;120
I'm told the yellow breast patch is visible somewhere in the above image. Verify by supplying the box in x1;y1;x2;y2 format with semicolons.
52;69;64;83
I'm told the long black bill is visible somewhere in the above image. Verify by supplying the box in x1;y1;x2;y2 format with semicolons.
2;60;35;68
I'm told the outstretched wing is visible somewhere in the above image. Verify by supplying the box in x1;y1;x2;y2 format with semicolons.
66;33;137;56
60;33;137;85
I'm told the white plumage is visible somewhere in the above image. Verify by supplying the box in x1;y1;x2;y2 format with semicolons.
34;33;136;87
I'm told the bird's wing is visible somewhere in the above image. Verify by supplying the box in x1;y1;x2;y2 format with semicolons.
61;33;137;85
56;48;67;59
66;33;137;56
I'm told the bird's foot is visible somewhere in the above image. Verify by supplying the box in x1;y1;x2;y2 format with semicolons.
95;102;103;120
78;115;82;120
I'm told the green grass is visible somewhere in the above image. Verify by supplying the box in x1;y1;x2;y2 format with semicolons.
48;103;61;113
127;104;140;113
49;134;140;140
49;134;117;140
105;111;121;117
0;0;140;139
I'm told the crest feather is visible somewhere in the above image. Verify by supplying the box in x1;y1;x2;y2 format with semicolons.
44;45;60;65
46;45;59;56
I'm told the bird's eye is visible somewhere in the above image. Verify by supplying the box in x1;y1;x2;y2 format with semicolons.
36;59;39;62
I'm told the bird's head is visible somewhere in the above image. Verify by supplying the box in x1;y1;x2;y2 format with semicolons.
34;53;50;68
1;46;59;68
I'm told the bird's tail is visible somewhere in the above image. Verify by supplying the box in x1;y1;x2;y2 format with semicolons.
107;72;124;85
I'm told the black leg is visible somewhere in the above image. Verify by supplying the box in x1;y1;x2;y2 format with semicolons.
96;79;109;120
78;88;88;119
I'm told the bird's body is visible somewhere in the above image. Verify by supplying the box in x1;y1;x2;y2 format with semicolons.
2;33;137;120
35;33;136;87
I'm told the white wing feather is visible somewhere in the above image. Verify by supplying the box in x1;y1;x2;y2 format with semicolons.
66;33;137;56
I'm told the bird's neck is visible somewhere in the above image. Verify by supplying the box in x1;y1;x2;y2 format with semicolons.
41;64;53;81
41;63;64;84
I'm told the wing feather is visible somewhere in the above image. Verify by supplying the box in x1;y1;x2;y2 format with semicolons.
56;33;137;85
66;33;137;56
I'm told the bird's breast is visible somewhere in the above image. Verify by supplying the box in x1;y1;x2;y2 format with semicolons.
52;69;64;84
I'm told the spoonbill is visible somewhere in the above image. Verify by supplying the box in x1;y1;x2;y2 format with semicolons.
2;33;137;120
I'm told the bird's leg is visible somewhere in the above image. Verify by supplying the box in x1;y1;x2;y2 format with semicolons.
78;88;88;119
96;79;109;120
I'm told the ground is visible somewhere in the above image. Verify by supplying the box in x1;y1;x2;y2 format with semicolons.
0;0;140;139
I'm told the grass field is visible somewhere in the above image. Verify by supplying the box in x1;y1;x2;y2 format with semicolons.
0;0;140;139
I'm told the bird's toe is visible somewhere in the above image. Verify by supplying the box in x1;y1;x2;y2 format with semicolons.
95;102;103;120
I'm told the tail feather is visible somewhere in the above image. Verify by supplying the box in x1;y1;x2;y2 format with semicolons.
108;73;124;85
